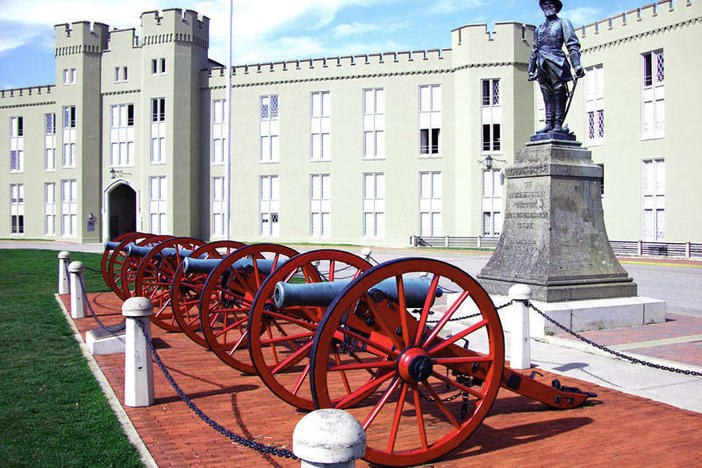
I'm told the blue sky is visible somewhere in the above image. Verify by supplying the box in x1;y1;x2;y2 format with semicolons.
0;0;653;89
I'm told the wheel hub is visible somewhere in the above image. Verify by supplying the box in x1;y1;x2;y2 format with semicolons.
398;348;433;383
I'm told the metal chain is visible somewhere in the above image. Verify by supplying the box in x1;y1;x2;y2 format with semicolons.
78;275;125;337
526;300;702;378
135;319;297;459
425;299;515;324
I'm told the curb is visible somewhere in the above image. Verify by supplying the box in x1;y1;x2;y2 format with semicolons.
55;293;159;468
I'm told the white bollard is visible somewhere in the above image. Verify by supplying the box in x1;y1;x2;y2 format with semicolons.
508;284;532;370
123;297;155;408
58;251;71;294
293;409;366;468
69;261;86;319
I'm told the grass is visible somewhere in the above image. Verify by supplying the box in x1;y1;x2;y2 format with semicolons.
0;249;143;467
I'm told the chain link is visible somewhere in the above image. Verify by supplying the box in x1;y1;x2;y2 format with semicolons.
78;275;125;336
526;300;702;378
135;319;297;459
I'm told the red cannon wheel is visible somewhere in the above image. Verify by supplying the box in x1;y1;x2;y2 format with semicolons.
119;235;172;299
248;249;372;410
199;244;299;374
107;233;163;299
101;232;143;287
134;237;206;331
171;240;246;347
310;258;505;467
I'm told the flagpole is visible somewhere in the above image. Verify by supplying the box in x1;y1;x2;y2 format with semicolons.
224;0;233;240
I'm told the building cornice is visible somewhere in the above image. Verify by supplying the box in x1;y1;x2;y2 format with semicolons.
101;89;142;97
0;101;56;110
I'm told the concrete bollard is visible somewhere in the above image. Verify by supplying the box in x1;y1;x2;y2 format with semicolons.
122;297;155;408
293;409;366;468
69;261;86;319
508;284;532;370
58;251;71;294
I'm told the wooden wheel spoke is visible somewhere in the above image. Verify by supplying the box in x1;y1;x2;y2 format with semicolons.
431;371;484;400
387;382;409;453
262;310;319;332
362;377;401;431
337;326;397;358
427;319;488;356
262;331;316;347
411;387;429;451
422;290;471;347
421;381;460;429
227;330;248;356
396;276;410;348
271;341;314;374
414;274;440;347
333;369;396;410
327;360;395;372
292;363;311;395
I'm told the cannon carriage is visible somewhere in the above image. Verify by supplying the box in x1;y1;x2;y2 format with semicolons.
100;233;595;467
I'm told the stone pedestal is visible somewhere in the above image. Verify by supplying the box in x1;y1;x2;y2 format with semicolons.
478;139;637;302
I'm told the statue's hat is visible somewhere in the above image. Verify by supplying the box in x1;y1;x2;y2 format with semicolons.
539;0;563;13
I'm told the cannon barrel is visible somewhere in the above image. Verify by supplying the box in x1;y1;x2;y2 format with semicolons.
105;241;121;251
160;247;196;258
274;277;442;309
183;256;286;276
126;243;155;258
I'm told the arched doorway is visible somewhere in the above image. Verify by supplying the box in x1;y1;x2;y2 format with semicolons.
108;183;136;239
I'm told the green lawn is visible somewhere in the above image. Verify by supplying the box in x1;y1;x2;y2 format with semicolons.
0;249;144;467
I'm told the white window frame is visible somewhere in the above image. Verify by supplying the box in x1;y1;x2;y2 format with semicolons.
260;95;280;163
363;88;385;160
152;58;166;75
61;179;77;237
419;171;442;236
481;79;501;153
211;176;225;239
45;183;56;236
62;106;76;168
149;176;167;235
584;65;605;145
310;91;331;161
114;66;128;82
10;116;24;173
45;113;56;171
363;173;385;239
642;159;665;241
10;184;24;235
63;68;76;85
110;104;135;167
641;50;664;140
310;174;331;238
151;98;166;164
482;169;503;237
260;175;279;237
419;85;441;157
211;99;226;165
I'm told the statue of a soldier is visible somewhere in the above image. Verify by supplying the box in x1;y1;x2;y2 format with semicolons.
528;0;585;136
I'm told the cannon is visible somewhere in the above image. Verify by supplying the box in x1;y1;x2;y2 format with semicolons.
101;232;145;289
305;257;595;467
170;240;246;347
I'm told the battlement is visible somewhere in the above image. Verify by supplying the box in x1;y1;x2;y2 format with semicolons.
451;21;534;65
0;85;55;108
577;0;700;51
106;28;139;51
54;21;109;56
204;48;451;87
140;9;209;48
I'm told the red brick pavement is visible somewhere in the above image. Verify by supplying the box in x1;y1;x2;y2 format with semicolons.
64;292;702;467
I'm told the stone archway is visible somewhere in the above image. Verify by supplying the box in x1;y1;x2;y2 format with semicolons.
108;183;136;239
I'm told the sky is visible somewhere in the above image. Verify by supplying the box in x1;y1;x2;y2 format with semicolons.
0;0;654;89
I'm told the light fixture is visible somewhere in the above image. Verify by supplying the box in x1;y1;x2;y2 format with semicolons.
109;168;130;179
478;155;506;170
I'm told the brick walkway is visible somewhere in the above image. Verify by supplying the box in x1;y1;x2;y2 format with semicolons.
65;292;702;467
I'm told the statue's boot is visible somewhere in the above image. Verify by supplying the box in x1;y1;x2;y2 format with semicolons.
536;90;555;134
552;88;568;133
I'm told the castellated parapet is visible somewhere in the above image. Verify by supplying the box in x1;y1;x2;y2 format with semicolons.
451;22;535;68
54;21;109;56
140;9;210;48
577;0;700;52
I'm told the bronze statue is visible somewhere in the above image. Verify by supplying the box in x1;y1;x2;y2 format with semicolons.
528;0;584;136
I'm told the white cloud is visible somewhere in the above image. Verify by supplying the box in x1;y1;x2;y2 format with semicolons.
426;0;488;16
561;7;601;27
333;21;406;38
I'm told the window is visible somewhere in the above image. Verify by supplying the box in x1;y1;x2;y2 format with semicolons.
45;183;56;236
152;58;166;74
212;99;226;165
211;177;225;238
363;89;385;159
260;175;279;237
419;172;442;236
114;66;128;82
642;50;664;139
62;106;76;168
61;179;77;237
10;184;24;235
310;91;331;161
149;176;167;235
642;159;665;241
63;68;76;85
45;113;56;171
584;65;605;144
419;85;441;155
310;174;331;238
535;96;546;133
260;95;280;162
110;104;135;167
482;170;503;237
481;79;501;152
151;98;166;164
10;117;24;172
363;173;385;238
